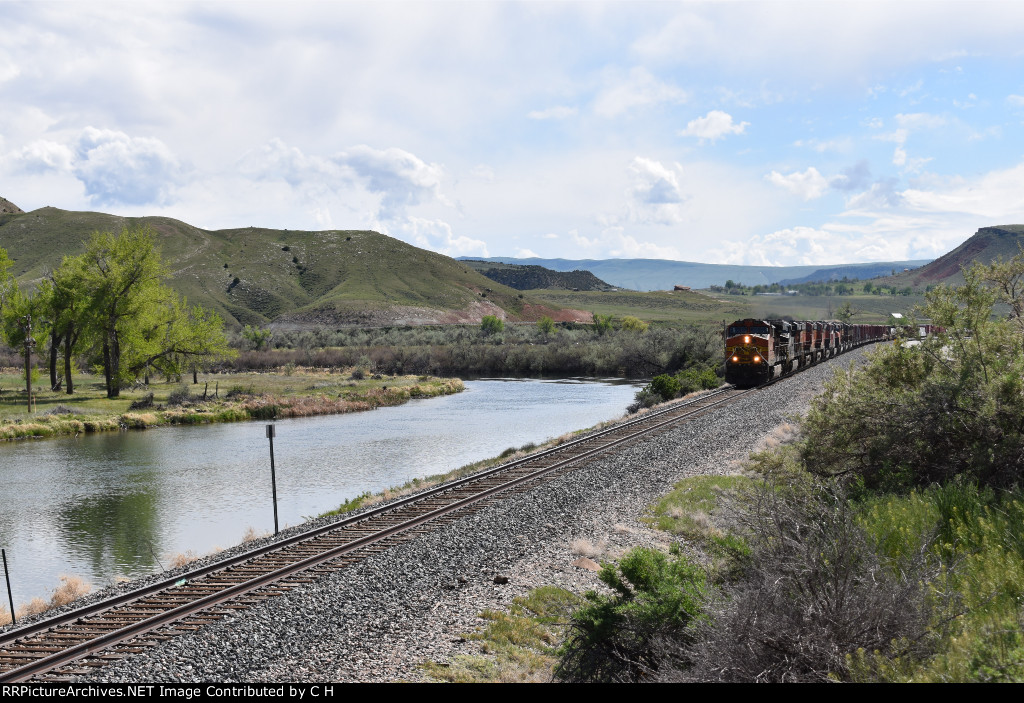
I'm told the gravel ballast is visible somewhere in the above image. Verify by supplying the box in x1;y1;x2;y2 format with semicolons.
78;350;868;683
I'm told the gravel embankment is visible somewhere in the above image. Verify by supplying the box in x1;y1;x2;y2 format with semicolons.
79;349;868;683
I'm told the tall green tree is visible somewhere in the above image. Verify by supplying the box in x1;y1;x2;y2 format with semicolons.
81;226;232;398
0;286;50;395
82;226;168;397
41;255;93;394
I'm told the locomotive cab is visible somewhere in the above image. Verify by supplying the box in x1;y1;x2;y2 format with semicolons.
725;318;773;386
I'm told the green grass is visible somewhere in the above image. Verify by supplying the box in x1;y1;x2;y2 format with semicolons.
423;586;584;683
529;289;744;324
702;290;928;323
0;368;462;440
849;483;1024;682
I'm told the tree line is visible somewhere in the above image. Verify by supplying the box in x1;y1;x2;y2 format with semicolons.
0;226;232;399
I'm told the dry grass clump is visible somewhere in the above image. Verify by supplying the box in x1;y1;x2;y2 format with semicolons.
167;551;199;569
570;538;608;559
0;575;92;625
241;526;270;543
50;574;91;608
756;421;801;451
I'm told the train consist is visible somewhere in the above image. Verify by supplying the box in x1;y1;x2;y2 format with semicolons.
724;318;892;386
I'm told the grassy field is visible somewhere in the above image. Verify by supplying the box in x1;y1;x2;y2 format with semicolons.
528;289;745;324
703;291;929;323
0;368;462;441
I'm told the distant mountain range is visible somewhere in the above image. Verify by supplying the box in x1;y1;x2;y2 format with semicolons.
459;256;933;291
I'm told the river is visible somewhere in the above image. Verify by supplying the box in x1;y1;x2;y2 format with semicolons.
0;378;640;607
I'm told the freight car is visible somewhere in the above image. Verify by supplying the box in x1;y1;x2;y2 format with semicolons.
725;318;891;387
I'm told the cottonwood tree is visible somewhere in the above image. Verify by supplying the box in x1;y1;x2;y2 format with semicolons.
0;284;50;395
39;255;93;393
81;226;232;398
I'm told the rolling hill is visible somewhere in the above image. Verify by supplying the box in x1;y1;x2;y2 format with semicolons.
889;225;1024;288
461;260;616;291
0;205;586;329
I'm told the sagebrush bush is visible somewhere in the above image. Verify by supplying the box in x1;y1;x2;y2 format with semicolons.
676;480;943;683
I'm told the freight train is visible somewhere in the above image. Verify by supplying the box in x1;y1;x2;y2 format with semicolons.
724;318;892;387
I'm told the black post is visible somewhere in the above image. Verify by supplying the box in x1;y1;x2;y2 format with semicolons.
2;548;14;625
267;424;279;536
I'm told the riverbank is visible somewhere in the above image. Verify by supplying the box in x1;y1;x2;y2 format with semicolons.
0;368;463;441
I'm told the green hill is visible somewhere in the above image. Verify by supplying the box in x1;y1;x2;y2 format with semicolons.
0;206;584;329
892;225;1024;288
461;260;616;291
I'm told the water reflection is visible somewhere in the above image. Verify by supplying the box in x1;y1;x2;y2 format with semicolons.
58;491;161;574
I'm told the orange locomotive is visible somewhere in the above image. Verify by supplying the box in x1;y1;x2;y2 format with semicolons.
725;318;891;387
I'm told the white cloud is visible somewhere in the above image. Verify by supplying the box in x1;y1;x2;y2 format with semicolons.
1008;94;1024;106
469;165;495;182
895;112;947;131
336;145;449;220
765;167;829;201
516;247;540;258
715;226;917;267
11;139;74;174
679;110;748;143
900;162;1024;220
625;157;686;224
527;106;577;120
11;128;187;206
631;3;1024;82
396;216;488;258
794;137;853;154
570;226;682;260
593;67;686;118
241;140;449;223
73;127;186;206
899;79;924;97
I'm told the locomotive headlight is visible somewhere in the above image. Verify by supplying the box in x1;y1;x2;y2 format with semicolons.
732;356;739;362
744;335;751;343
753;355;760;363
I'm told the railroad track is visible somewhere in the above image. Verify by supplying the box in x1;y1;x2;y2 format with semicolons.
0;384;755;682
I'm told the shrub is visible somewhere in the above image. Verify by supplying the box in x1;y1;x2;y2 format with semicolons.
556;546;709;682
620;316;649;333
128;393;155;410
627;387;661;413
679;479;943;682
649;374;681;401
166;385;192;406
480;315;504;335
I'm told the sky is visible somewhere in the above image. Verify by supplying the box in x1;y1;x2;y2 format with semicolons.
3;1;1024;267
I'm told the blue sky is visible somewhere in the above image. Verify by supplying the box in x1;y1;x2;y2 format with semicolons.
3;1;1024;266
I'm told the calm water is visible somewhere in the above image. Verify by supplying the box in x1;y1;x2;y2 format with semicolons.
0;378;639;605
